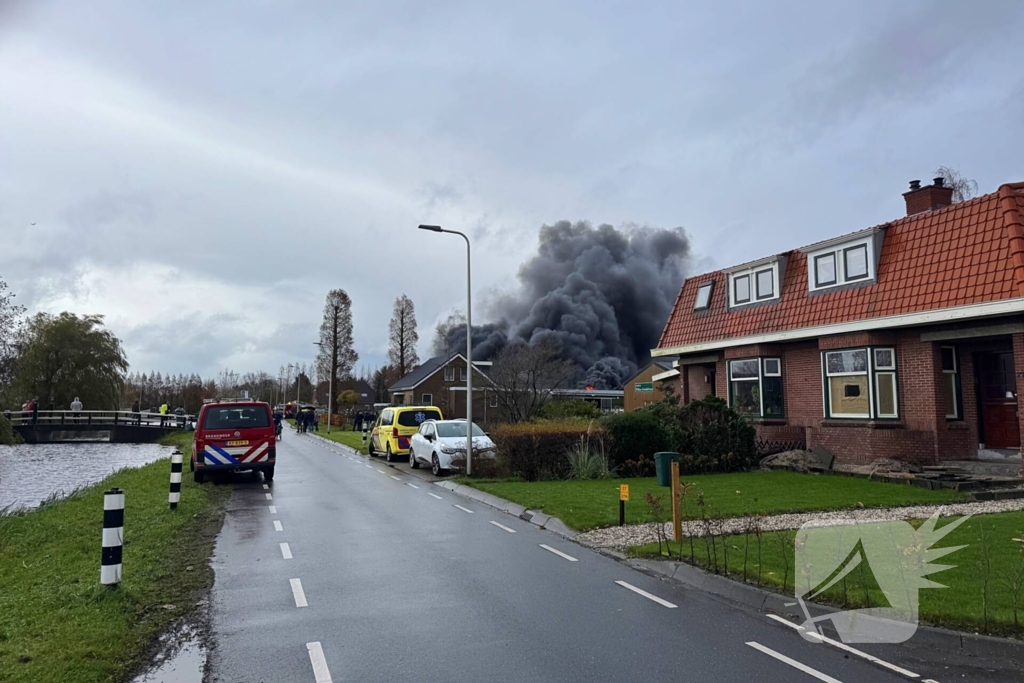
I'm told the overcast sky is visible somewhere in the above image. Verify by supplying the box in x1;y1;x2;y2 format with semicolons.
1;1;1022;378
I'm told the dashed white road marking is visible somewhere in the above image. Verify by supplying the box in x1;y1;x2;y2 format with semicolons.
365;464;373;469
453;504;474;514
376;469;387;474
262;483;269;489
390;475;401;481
306;641;333;683
268;505;277;513
280;542;293;559
489;521;516;533
745;642;842;683
766;614;919;678
614;580;676;608
265;493;273;500
274;520;283;532
427;492;443;500
540;544;579;562
406;483;420;489
290;578;307;608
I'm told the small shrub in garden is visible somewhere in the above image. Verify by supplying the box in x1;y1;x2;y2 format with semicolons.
650;396;757;474
565;433;611;480
602;410;671;472
492;419;611;481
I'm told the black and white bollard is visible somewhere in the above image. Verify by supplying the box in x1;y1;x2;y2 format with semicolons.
101;487;124;586
362;423;368;447
169;450;182;510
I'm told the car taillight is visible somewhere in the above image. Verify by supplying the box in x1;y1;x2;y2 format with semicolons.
392;427;399;438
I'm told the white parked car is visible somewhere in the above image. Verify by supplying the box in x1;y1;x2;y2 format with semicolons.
409;419;496;476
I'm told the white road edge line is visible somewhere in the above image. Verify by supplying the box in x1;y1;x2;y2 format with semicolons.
489;521;516;533
540;544;579;563
406;483;420;489
273;520;283;532
614;580;676;608
745;641;842;683
376;469;386;474
427;492;443;500
306;641;333;683
765;614;919;678
265;493;273;500
262;483;269;489
453;504;474;514
290;578;308;608
280;542;293;559
365;464;373;469
390;475;401;481
268;505;277;513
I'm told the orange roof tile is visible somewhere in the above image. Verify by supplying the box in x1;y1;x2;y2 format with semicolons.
657;183;1024;352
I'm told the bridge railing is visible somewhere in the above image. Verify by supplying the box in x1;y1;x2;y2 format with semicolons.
3;410;197;428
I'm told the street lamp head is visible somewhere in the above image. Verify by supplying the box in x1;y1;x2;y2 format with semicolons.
418;224;443;232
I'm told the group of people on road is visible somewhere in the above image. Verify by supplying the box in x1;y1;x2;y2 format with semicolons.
296;407;319;433
351;410;377;432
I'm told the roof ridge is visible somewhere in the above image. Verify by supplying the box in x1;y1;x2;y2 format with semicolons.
999;183;1024;297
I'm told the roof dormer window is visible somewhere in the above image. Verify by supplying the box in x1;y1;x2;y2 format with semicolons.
804;230;880;292
728;260;780;309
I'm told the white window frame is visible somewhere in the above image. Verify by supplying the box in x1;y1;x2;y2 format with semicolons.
694;282;714;310
489;393;498;408
807;235;876;292
727;357;783;418
460;366;467;381
444;367;455;381
421;393;432;405
728;261;780;308
823;347;898;419
941;345;959;419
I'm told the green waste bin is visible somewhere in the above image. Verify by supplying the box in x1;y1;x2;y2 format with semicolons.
654;452;681;487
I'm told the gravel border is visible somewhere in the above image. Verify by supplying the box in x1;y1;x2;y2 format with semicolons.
575;498;1024;550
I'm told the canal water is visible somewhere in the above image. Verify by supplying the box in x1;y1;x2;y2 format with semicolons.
0;442;172;511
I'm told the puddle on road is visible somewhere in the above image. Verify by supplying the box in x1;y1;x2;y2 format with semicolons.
130;628;206;683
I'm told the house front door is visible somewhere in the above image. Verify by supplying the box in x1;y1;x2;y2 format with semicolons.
978;351;1020;449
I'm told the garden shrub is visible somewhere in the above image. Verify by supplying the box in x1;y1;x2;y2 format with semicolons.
653;396;757;474
492;420;611;481
539;398;601;420
601;410;671;473
0;413;20;445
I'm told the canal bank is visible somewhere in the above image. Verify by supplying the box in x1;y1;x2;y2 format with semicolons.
0;432;230;683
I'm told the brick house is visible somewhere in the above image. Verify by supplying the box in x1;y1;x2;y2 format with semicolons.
653;179;1024;465
622;358;677;411
388;354;500;422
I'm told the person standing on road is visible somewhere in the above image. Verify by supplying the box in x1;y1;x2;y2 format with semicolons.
159;402;169;427
71;396;83;423
174;405;186;428
132;399;141;425
31;398;39;425
354;411;363;433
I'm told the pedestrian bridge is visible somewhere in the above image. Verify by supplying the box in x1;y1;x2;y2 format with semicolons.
5;410;196;444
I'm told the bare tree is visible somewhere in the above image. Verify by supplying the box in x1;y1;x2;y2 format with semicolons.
431;310;466;357
488;338;578;423
388;294;420;378
316;289;359;393
934;166;979;203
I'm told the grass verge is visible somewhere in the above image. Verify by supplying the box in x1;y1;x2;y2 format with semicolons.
464;471;966;531
626;511;1024;637
0;452;230;682
308;426;369;454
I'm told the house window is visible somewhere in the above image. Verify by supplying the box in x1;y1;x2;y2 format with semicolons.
806;235;877;292
814;253;837;287
823;347;898;419
728;358;784;418
941;346;961;419
489;394;498;408
444;367;455;382
460;366;467;381
728;261;780;308
733;274;751;305
755;269;774;300
393;394;405;405
844;245;869;280
694;282;714;310
421;393;432;405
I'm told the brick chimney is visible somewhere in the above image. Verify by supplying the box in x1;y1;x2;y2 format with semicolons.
903;177;954;216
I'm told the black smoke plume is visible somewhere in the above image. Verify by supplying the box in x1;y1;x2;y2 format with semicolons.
441;220;691;389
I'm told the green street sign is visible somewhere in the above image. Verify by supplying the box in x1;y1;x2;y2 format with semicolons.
635;382;654;392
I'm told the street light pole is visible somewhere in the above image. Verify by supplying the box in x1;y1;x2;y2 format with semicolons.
315;342;333;434
419;224;473;476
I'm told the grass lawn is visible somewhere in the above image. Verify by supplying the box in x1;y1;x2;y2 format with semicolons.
627;512;1024;637
465;471;966;531
0;444;230;682
314;428;369;454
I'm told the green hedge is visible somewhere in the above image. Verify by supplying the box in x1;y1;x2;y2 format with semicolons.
647;396;757;474
601;411;670;473
0;413;20;445
492;420;611;481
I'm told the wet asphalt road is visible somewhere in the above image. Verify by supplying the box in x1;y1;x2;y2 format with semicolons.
203;430;995;683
